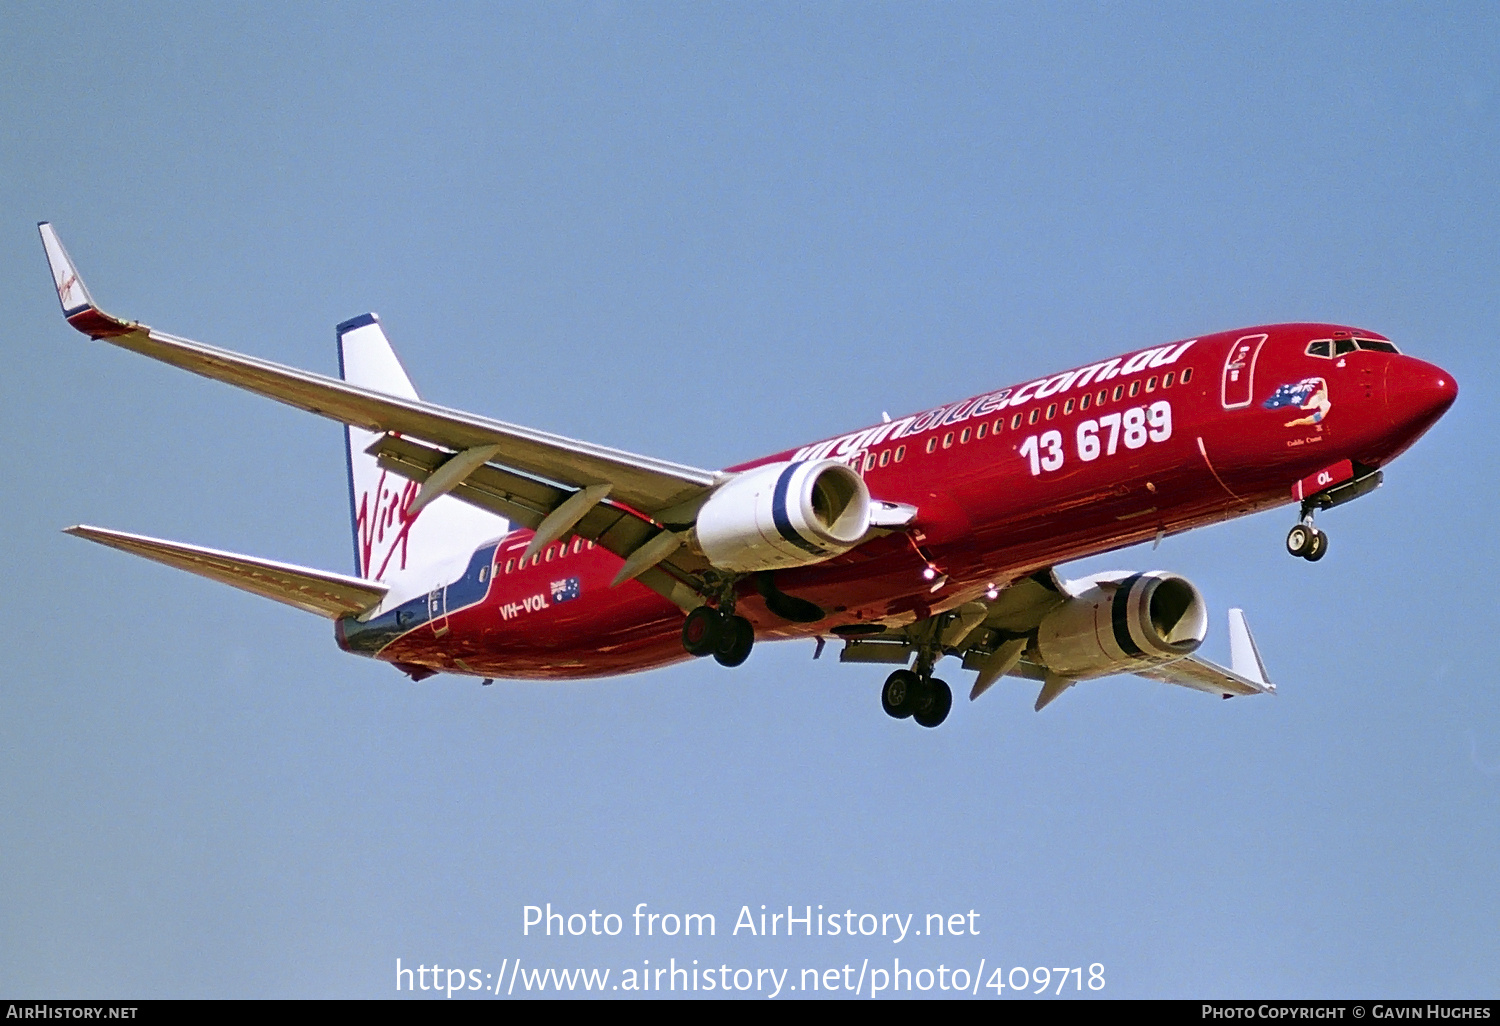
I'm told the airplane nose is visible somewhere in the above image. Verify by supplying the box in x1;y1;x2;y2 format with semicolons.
1384;358;1458;434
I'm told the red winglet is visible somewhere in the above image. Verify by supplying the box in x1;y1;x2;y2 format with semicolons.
38;222;140;339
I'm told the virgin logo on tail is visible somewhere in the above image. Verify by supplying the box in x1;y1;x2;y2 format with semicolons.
356;469;421;579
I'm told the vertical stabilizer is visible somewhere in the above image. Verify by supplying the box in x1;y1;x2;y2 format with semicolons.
337;314;510;583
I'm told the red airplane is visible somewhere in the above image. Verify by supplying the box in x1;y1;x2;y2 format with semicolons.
41;223;1457;728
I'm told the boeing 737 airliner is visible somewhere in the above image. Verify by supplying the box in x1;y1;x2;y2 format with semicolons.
40;223;1457;727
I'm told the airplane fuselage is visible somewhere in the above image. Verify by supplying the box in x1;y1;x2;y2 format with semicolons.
336;322;1456;679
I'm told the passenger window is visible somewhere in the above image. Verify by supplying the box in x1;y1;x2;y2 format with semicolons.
1306;340;1332;358
1063;398;1075;414
1146;376;1158;392
959;427;971;444
926;438;937;454
975;423;987;440
1181;368;1193;383
479;567;488;582
1028;409;1040;425
574;538;584;554
1010;414;1022;430
1334;339;1357;356
1096;389;1107;405
864;453;876;470
1163;372;1175;388
879;449;890;466
942;431;955;449
1129;381;1141;397
1079;393;1091;411
545;548;554;561
505;559;514;573
895;445;906;462
1045;403;1057;420
1112;385;1124;401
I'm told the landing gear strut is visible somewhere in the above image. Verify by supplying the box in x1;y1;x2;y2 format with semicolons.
881;669;953;728
681;605;755;667
1285;465;1387;563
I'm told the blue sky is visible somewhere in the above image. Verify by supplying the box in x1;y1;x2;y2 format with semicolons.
2;2;1496;998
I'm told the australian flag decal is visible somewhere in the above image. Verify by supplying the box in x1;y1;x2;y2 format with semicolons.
1262;377;1323;410
550;577;581;603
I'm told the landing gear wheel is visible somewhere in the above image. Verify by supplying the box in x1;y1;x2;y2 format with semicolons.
913;678;953;728
881;670;919;719
713;615;755;667
1305;529;1328;562
681;607;723;657
1286;524;1313;557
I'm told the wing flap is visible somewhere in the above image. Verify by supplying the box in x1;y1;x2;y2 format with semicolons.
375;434;709;611
65;525;387;619
375;433;714;569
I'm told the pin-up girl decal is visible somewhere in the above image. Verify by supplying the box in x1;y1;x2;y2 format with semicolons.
1262;377;1330;427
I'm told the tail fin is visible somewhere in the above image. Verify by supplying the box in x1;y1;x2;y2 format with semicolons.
337;314;510;581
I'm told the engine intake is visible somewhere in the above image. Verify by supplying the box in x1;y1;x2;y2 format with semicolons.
694;460;872;572
1034;571;1208;679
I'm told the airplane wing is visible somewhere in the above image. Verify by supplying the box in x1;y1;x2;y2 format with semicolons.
1132;654;1271;697
65;525;387;618
1132;609;1275;697
839;574;1275;702
38;223;719;517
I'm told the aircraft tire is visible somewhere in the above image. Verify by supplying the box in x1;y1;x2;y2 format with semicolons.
881;670;919;719
914;678;953;728
1305;529;1328;562
682;607;723;657
1286;525;1313;557
713;615;755;667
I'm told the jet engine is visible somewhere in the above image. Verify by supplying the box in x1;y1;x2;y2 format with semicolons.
693;460;872;572
1033;571;1208;679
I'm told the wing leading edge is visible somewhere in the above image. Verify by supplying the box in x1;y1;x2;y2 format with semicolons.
37;223;719;517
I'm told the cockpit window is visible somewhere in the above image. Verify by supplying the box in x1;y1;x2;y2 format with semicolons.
1305;340;1332;358
1334;339;1357;356
1355;338;1400;354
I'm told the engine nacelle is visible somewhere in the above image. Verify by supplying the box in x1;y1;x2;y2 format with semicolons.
693;460;872;572
1034;571;1208;679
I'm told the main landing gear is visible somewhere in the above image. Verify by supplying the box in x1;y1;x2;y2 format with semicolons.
881;669;953;729
1286;518;1328;562
681;605;755;667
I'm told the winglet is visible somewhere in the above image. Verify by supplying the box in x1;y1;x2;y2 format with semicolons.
37;223;139;338
1227;608;1274;692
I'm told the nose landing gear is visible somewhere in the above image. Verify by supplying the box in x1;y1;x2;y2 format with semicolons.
1285;462;1385;563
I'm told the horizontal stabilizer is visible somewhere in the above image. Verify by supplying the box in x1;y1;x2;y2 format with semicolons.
65;525;387;619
